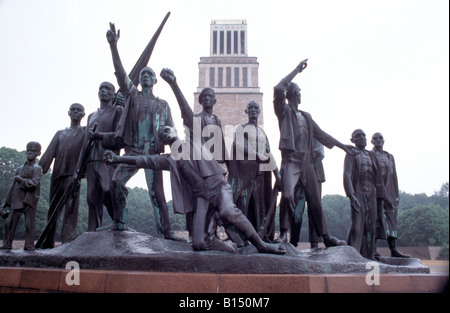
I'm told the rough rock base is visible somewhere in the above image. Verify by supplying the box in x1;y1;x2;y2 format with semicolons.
0;231;430;274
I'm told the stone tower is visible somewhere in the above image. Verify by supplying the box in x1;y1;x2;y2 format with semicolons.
194;19;263;149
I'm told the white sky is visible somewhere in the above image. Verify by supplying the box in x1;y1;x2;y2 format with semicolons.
0;0;448;199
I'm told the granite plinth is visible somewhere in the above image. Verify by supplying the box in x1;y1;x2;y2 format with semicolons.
0;231;430;274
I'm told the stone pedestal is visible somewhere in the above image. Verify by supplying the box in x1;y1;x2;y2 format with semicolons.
0;231;430;274
2;231;446;294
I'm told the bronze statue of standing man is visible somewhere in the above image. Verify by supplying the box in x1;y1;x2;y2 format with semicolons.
273;59;352;247
81;82;123;231
38;103;86;248
105;23;182;241
228;100;280;244
371;132;410;258
344;129;378;260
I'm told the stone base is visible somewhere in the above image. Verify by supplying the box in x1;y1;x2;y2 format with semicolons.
0;267;447;293
0;230;430;274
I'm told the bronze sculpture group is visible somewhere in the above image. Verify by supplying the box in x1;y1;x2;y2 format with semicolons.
0;15;410;261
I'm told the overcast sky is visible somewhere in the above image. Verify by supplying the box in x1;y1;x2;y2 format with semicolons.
0;0;448;199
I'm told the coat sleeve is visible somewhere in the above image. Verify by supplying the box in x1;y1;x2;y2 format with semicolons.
167;79;194;131
343;154;355;197
23;165;42;209
38;132;59;174
391;154;400;200
372;153;385;199
310;117;340;150
273;82;288;127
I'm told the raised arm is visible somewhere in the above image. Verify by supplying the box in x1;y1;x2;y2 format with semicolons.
160;68;194;130
275;59;308;90
106;23;130;93
273;59;308;120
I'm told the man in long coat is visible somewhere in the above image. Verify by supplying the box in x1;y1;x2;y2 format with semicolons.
371;132;410;258
106;23;182;241
273;59;352;246
228;100;280;244
80;81;123;231
39;103;85;247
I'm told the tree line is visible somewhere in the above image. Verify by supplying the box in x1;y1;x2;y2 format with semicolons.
1;146;448;254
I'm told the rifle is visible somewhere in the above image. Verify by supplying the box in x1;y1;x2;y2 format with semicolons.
35;123;98;249
128;11;171;87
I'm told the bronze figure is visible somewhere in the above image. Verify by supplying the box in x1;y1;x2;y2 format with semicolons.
2;142;42;251
38;103;86;248
273;59;352;247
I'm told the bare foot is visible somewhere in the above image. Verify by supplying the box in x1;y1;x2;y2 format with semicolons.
258;242;286;254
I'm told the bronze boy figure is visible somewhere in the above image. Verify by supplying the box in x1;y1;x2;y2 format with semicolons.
1;142;42;251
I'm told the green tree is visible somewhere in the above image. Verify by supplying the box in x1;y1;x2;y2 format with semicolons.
0;146;26;202
126;188;185;235
297;194;350;242
398;204;449;246
434;181;449;198
398;191;431;212
429;181;449;208
321;194;351;240
126;187;157;234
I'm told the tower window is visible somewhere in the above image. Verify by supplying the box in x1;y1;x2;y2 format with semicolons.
209;67;215;87
240;30;245;54
242;67;248;87
220;31;224;54
234;67;239;87
212;31;217;55
226;67;231;87
218;67;223;87
227;31;231;55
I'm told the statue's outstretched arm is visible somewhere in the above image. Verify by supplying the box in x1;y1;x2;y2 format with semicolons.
275;59;308;89
107;23;128;91
160;68;194;130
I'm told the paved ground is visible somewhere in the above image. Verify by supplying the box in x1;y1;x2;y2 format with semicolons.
421;260;449;274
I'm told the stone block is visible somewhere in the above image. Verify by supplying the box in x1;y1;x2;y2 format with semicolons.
0;267;22;287
20;267;61;291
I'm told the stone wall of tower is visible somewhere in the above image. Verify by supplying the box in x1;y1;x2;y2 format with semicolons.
193;91;264;129
193;91;263;155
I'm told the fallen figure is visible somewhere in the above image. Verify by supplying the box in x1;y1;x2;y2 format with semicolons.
104;126;286;255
